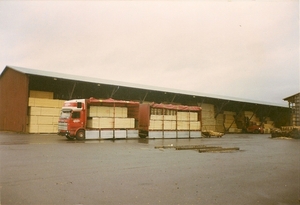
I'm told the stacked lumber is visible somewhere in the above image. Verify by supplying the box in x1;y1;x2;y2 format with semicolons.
29;90;53;99
87;106;135;129
27;91;65;133
201;103;216;132
149;109;201;131
88;106;127;118
87;118;135;129
244;111;261;125
215;114;225;132
149;109;176;130
224;111;239;133
263;117;275;134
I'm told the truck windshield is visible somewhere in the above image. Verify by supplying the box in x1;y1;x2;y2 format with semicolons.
60;109;71;119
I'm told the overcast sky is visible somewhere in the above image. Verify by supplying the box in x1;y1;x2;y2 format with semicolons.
0;1;298;105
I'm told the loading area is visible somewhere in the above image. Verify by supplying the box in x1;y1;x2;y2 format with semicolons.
0;132;299;205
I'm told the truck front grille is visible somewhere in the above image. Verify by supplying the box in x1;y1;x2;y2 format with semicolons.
58;122;68;131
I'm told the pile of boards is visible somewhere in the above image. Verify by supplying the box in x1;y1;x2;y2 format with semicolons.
200;102;275;133
155;144;240;153
149;108;201;131
27;91;64;133
87;106;135;129
201;104;241;133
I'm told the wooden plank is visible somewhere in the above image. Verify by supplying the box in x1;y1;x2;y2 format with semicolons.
202;119;216;126
176;145;221;150
163;121;176;130
29;107;41;115
28;116;58;125
29;107;60;116
177;112;189;121
190;112;198;121
29;90;53;99
40;107;61;116
115;107;127;118
163;115;176;121
27;124;56;133
177;121;189;130
115;118;135;129
149;120;163;130
88;106;98;117
99;118;114;128
200;103;214;110
150;115;163;120
190;121;201;130
88;106;128;118
198;147;240;153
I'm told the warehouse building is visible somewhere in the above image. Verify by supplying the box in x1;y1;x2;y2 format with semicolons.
284;93;300;126
0;65;291;134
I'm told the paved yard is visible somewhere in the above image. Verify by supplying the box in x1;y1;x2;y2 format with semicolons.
0;132;299;205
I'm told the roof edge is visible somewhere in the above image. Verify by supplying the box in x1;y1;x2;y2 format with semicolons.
2;65;289;108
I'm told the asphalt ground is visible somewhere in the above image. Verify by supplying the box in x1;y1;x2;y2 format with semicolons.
0;132;299;205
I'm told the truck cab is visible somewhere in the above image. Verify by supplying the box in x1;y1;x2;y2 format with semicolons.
58;99;86;140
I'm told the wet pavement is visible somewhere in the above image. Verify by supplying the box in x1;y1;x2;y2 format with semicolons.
0;131;299;205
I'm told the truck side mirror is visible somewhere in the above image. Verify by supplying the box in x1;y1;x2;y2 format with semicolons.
77;102;82;108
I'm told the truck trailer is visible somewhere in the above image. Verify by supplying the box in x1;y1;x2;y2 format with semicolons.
138;103;202;139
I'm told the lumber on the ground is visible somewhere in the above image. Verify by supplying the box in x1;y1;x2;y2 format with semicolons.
175;145;221;150
198;147;240;153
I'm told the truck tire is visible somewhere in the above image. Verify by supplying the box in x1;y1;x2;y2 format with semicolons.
76;130;85;140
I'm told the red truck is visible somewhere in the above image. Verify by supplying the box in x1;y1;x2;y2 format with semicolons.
58;98;140;140
58;98;202;140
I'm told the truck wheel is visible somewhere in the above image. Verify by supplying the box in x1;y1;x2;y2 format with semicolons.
76;130;85;140
139;131;148;138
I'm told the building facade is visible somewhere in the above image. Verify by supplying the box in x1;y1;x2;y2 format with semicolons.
284;93;300;126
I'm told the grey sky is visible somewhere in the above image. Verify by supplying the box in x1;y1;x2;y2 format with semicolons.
0;1;298;105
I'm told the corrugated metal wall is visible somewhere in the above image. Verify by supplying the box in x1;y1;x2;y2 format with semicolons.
0;69;29;132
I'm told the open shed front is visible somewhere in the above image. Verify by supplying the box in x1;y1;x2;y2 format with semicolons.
0;66;291;135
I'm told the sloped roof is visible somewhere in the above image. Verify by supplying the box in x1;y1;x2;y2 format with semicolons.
1;65;288;108
283;93;300;103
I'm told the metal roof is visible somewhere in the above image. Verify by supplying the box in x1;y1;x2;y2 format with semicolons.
283;93;300;102
2;65;288;108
